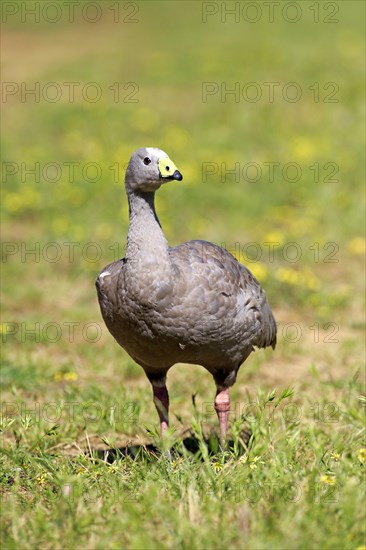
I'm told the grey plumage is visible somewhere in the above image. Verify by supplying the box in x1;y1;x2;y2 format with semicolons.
96;147;276;440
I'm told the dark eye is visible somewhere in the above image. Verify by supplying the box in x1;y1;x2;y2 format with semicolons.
143;157;151;165
166;166;170;171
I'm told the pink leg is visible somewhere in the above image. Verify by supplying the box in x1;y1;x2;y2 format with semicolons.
214;387;230;446
152;384;169;437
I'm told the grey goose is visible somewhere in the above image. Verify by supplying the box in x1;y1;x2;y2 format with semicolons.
96;147;277;444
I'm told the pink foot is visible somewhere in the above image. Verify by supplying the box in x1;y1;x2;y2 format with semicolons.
214;387;230;446
152;385;169;437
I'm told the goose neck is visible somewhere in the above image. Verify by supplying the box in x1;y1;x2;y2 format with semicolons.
125;189;169;263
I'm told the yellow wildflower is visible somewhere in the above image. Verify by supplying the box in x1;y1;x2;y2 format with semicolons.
275;267;301;285
320;475;336;485
4;188;39;214
36;474;47;486
275;266;321;290
54;371;78;382
291;137;315;162
64;372;78;381
303;269;321;291
239;454;263;469
212;461;223;472
249;455;264;469
264;231;284;244
330;451;341;462
52;217;69;234
357;448;366;464
347;237;365;256
0;323;12;335
250;262;268;281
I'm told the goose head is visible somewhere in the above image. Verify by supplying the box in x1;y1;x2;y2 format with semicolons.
125;147;183;193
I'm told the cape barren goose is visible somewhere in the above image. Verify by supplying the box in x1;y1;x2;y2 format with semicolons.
96;147;276;444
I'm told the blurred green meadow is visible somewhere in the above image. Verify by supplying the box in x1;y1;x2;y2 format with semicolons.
1;1;365;549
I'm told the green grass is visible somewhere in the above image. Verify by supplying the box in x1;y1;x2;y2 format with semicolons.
1;381;365;549
1;1;365;548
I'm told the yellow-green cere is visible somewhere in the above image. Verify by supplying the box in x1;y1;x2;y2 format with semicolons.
158;157;179;178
